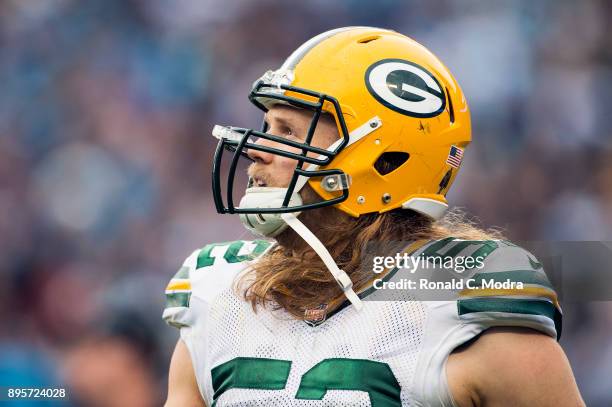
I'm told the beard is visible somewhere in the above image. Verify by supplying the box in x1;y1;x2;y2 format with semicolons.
247;163;290;188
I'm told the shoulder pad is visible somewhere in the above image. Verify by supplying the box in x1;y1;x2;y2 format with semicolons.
162;240;272;329
457;241;562;339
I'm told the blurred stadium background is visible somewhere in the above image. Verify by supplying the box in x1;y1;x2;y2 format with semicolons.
1;0;611;405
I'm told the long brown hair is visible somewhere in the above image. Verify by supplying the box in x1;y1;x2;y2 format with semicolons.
237;192;503;319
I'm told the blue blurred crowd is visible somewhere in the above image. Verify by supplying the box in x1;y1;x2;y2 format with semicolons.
0;0;611;405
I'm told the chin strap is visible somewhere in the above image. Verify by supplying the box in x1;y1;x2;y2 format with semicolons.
281;213;364;311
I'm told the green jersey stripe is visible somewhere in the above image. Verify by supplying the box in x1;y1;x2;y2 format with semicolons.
458;298;555;319
458;298;562;338
165;292;191;308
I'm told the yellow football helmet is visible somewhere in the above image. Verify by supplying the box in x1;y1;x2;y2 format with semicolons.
212;26;470;235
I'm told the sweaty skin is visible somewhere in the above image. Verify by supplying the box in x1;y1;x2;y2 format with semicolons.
165;105;585;407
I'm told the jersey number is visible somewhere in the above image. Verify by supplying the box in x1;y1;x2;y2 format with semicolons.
196;240;271;269
211;357;401;406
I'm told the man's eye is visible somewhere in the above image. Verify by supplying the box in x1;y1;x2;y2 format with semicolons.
278;126;295;139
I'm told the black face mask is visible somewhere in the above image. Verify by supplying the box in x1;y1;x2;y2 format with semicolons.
211;80;352;216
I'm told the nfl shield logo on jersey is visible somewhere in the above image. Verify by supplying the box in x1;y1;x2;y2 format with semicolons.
304;304;329;326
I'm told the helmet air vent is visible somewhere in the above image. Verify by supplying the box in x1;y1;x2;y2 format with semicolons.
374;151;410;175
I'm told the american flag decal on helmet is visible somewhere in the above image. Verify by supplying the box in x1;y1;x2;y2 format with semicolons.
446;146;464;168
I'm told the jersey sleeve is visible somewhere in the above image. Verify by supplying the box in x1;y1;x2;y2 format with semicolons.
162;239;274;329
415;240;563;406
161;240;273;405
457;241;562;339
162;249;200;329
162;247;212;402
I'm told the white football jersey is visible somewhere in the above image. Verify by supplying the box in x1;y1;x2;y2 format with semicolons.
163;239;561;407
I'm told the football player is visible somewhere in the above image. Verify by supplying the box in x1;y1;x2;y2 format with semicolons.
163;27;584;406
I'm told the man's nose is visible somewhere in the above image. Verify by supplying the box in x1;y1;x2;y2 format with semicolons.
247;137;275;164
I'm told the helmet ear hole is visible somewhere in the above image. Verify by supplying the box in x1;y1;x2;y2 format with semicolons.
374;152;410;175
